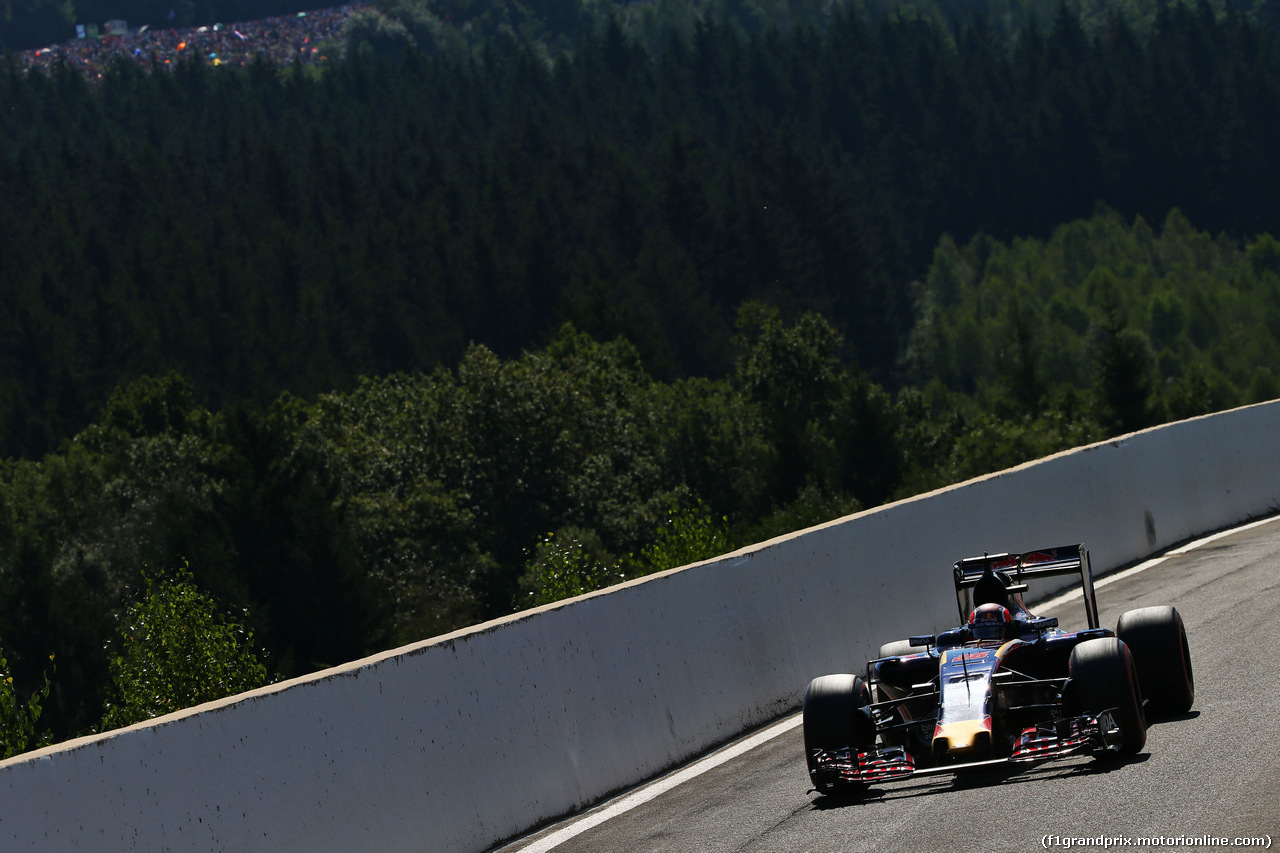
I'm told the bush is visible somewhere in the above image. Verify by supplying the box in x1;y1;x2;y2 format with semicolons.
100;562;269;731
520;528;627;607
0;645;51;759
631;500;731;577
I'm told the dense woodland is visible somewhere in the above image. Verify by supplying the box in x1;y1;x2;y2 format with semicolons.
8;0;1280;55
6;0;1280;456
4;0;1280;743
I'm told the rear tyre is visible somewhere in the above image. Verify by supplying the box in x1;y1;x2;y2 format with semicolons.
1068;637;1146;756
1116;605;1194;716
803;674;872;795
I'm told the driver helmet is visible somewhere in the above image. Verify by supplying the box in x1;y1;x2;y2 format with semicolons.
969;602;1014;642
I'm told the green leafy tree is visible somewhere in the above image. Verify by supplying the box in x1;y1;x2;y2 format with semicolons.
1093;285;1157;435
520;528;626;607
98;372;199;439
0;644;51;759
903;208;1280;445
649;375;775;525
742;483;861;546
100;562;268;731
631;499;731;577
520;501;732;607
733;303;844;503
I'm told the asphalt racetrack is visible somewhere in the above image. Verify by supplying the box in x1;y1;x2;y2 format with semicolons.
492;518;1280;853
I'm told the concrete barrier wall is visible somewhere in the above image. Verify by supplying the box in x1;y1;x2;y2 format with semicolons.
3;402;1280;852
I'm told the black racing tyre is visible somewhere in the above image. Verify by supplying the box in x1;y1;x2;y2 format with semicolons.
1068;637;1146;756
878;639;917;659
803;674;872;795
1116;605;1194;717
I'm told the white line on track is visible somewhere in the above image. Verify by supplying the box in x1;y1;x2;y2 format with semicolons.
511;513;1280;852
1035;514;1280;611
513;715;803;853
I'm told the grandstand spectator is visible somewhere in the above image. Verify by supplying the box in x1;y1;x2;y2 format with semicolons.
16;4;366;77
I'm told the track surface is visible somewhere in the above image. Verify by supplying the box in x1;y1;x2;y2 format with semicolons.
492;521;1280;852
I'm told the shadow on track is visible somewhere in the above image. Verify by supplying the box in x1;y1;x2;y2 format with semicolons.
1147;710;1200;727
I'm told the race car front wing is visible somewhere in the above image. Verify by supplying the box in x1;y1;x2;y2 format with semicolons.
809;710;1124;788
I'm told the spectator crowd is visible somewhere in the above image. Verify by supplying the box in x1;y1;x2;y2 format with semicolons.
16;3;368;76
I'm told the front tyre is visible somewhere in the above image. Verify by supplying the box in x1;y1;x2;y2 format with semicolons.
1117;605;1194;716
803;674;872;795
878;639;917;659
1068;637;1146;756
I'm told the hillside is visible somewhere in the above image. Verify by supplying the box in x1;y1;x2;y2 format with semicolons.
4;2;1280;458
4;0;1280;743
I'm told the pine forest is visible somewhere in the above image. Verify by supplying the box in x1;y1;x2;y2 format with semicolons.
3;0;1280;744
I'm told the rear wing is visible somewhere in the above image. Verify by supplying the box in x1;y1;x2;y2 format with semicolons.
953;544;1098;629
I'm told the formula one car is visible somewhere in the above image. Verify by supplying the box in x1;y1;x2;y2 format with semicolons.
803;544;1194;796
